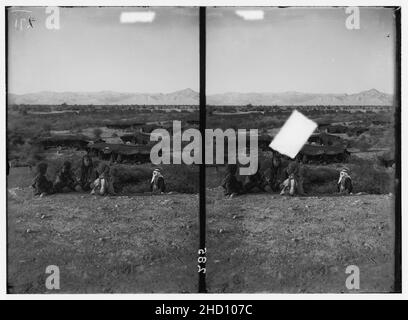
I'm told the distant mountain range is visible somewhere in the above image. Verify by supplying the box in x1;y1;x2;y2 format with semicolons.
8;88;199;106
8;88;393;106
207;89;393;106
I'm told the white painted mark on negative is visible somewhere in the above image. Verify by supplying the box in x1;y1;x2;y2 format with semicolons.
120;11;156;24
235;10;264;21
269;110;317;159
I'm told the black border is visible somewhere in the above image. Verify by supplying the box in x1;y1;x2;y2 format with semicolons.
5;6;9;293
198;6;207;293
393;6;401;293
4;5;402;295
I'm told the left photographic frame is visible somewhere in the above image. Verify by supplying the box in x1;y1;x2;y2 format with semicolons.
6;6;200;293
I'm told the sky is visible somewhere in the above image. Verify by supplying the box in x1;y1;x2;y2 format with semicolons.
8;7;199;94
207;7;397;95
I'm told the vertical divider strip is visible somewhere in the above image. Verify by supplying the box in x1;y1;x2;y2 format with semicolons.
394;6;401;293
198;6;207;293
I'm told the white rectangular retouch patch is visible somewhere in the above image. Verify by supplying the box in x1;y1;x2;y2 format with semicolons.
269;110;317;159
120;11;156;23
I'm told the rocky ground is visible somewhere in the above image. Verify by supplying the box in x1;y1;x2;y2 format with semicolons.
206;188;395;293
7;168;395;294
7;187;198;293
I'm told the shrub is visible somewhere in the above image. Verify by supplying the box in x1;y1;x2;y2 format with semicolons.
9;142;45;167
41;122;52;135
302;160;393;195
303;166;339;184
93;128;103;140
111;164;151;183
348;159;393;194
160;164;199;194
302;166;339;194
111;163;199;194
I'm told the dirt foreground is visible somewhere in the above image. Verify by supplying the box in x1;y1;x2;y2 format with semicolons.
7;184;395;293
7;188;198;293
206;188;395;293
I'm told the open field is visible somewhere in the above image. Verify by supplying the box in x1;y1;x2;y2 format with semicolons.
206;106;395;195
206;189;394;293
7;105;200;293
204;105;396;292
6;103;397;293
7;178;198;293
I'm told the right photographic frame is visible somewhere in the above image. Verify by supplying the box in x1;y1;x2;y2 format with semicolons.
205;6;401;293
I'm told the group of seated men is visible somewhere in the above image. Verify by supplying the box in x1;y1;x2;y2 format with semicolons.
221;152;352;198
31;155;115;197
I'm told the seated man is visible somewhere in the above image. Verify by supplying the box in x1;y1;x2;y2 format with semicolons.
53;161;78;193
77;155;97;192
150;168;166;193
32;162;54;196
244;164;269;193
222;164;244;198
280;173;297;196
267;153;287;192
91;163;115;196
337;167;353;194
280;155;305;196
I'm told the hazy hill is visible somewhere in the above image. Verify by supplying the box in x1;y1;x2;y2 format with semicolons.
8;88;199;106
8;88;393;106
207;89;393;106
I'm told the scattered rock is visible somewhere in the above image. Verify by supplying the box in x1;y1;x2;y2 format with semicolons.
329;266;339;273
161;199;173;206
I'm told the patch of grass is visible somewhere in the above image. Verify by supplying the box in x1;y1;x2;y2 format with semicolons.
348;158;393;194
111;163;199;194
10;150;199;194
302;166;339;194
206;158;393;195
111;164;152;193
8;142;46;167
161;164;199;194
303;158;393;195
